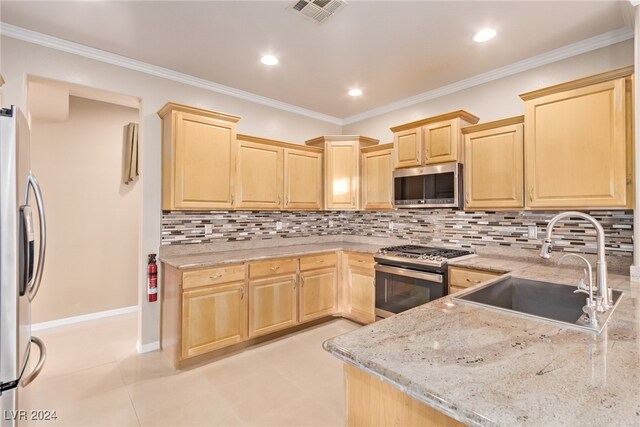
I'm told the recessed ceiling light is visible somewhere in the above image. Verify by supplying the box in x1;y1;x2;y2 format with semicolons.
473;28;496;43
260;55;279;66
348;88;363;97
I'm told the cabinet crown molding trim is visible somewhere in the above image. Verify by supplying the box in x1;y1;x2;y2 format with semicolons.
461;115;524;134
390;110;480;132
0;22;343;125
158;102;241;122
237;134;323;152
519;65;634;101
361;142;393;153
305;135;379;147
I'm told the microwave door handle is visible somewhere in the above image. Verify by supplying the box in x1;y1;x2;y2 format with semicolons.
24;173;46;302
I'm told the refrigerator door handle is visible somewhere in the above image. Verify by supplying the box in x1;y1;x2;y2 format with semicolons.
24;172;46;302
20;337;46;387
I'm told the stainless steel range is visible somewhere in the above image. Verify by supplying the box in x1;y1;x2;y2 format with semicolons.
373;245;474;318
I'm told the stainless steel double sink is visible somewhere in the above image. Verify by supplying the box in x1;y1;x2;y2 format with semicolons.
453;276;623;332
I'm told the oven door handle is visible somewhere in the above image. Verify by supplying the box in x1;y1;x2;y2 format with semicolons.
374;264;443;283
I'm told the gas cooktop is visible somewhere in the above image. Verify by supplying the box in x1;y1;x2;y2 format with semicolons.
375;245;475;270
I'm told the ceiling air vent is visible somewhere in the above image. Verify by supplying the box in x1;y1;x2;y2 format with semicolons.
289;0;346;24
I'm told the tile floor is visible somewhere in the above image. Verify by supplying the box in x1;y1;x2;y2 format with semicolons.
19;313;360;426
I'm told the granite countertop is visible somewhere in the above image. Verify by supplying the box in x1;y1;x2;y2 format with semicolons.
159;242;381;269
324;260;640;427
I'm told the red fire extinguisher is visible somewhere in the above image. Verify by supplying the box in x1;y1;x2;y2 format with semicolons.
147;254;158;302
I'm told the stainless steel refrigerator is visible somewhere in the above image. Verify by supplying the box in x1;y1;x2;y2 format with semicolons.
0;106;47;425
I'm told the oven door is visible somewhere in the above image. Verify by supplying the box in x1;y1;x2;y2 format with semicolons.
374;264;445;318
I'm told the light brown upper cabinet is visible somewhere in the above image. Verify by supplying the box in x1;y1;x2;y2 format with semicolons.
361;143;394;210
158;103;240;210
520;66;633;209
235;135;323;210
306;136;379;210
284;148;323;210
462;116;524;210
391;111;479;169
235;136;283;209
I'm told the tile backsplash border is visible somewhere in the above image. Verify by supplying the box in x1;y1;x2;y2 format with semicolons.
161;209;633;259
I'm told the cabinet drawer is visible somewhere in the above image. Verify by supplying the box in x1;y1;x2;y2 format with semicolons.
249;258;298;279
183;264;246;290
347;253;375;269
300;253;337;271
448;266;500;289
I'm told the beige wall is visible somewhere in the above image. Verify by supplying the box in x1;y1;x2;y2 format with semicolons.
0;36;341;346
30;96;140;323
343;40;634;142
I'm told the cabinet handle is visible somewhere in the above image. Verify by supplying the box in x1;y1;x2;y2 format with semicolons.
285;195;288;206
301;277;305;287
316;260;325;264
231;193;235;205
352;195;356;206
465;193;469;205
529;188;533;202
466;278;481;284
240;287;245;300
270;266;280;271
210;272;223;280
278;195;281;205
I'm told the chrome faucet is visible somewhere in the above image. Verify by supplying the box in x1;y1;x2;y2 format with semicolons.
558;253;598;327
540;212;611;311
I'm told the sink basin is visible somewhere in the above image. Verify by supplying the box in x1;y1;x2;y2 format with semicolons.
453;276;623;332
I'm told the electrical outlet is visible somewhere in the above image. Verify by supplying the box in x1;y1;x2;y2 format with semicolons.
527;225;538;239
388;221;394;231
276;221;283;231
329;220;335;228
204;224;212;235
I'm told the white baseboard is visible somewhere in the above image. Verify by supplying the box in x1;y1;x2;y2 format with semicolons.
137;340;160;353
31;305;139;331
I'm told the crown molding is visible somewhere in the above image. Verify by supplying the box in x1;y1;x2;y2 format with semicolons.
342;26;634;125
1;23;633;128
0;22;343;125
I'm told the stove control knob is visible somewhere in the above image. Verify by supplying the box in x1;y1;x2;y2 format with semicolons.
428;255;436;260
436;256;444;262
421;254;428;259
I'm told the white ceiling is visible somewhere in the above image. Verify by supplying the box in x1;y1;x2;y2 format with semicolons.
0;1;632;120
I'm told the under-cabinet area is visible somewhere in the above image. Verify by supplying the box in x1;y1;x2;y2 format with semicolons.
161;248;376;368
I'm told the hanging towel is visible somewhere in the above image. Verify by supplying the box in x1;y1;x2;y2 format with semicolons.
124;122;139;184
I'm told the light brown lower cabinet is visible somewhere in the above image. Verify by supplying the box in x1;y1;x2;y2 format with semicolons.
299;268;337;323
448;266;502;295
344;253;376;324
249;274;298;338
181;281;247;359
344;364;463;427
162;251;377;368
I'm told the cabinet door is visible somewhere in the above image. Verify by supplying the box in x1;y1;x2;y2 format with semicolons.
424;119;460;165
348;267;375;324
464;123;524;209
181;282;247;359
174;112;236;209
326;141;359;210
249;275;298;337
394;128;423;168
299;268;337;323
362;148;393;210
525;78;627;208
236;141;283;209
284;149;322;210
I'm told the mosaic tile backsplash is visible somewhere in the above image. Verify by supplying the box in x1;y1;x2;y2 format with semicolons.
162;209;634;258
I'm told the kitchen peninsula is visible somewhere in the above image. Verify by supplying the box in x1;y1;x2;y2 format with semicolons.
323;255;640;426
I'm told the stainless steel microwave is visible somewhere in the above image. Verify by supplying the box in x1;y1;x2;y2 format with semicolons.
393;163;463;208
